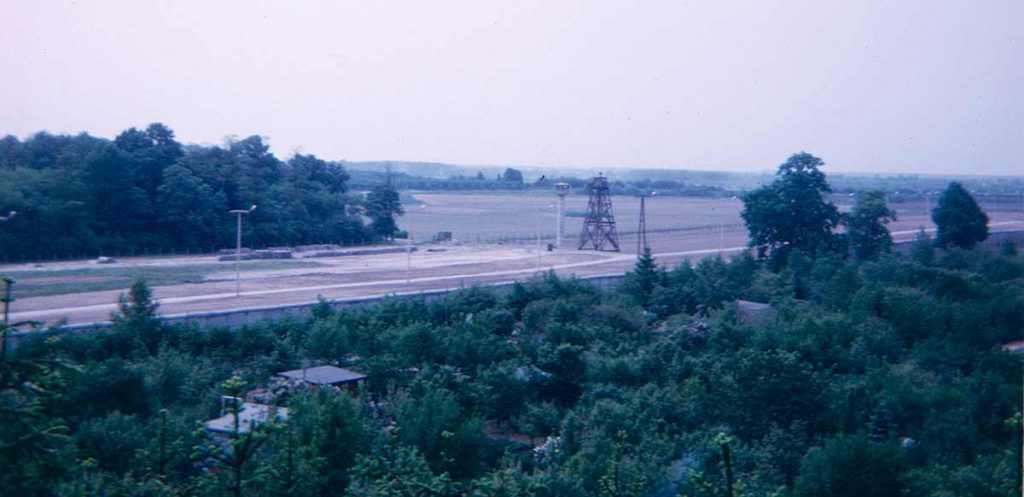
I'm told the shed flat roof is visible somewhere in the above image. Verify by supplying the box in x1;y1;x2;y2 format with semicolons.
277;365;367;385
1001;341;1024;354
736;300;772;311
205;403;288;434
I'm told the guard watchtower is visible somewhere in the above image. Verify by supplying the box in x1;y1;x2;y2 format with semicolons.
578;176;620;252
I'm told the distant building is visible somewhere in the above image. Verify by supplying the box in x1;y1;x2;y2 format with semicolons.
204;401;288;435
277;365;367;394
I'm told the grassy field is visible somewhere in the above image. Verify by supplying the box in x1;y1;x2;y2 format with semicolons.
4;260;323;298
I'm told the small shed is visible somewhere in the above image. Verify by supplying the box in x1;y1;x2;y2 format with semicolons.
204;402;288;435
736;300;775;326
1001;340;1024;355
277;365;367;393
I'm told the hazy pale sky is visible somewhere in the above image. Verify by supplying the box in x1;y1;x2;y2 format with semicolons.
2;1;1022;175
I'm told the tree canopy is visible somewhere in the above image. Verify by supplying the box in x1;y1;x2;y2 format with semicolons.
365;178;405;240
846;190;897;260
502;168;524;183
932;181;989;248
0;125;395;261
741;152;841;261
5;239;1021;496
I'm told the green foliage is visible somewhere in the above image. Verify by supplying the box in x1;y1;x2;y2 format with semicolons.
365;177;405;240
6;243;1023;496
0;336;72;496
911;228;936;265
0;126;380;262
741;152;841;262
191;376;277;497
502;168;524;183
394;387;487;479
794;435;904;497
846;190;897;260
284;390;370;495
620;248;664;307
933;181;989;248
347;444;457;497
112;278;163;354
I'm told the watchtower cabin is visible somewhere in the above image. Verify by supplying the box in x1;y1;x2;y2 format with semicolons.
276;365;367;395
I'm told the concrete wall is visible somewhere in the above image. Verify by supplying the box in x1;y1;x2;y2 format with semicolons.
891;228;1024;254
7;228;1021;345
5;273;629;346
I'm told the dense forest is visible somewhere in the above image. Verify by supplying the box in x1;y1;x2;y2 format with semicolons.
0;125;404;262
3;236;1022;496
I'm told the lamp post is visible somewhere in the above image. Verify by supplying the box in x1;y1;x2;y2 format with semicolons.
406;234;414;284
228;205;257;297
1;212;16;330
637;192;655;257
535;204;556;272
0;277;13;327
554;183;570;249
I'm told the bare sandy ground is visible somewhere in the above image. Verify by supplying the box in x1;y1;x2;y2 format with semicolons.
5;197;1022;328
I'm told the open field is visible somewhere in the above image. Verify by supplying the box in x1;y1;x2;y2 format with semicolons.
401;191;1024;248
4;192;1023;328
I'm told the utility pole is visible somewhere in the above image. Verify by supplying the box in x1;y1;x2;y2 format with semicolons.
0;277;13;362
636;194;651;257
0;212;16;349
925;192;932;228
1;277;12;326
228;205;257;297
406;234;414;284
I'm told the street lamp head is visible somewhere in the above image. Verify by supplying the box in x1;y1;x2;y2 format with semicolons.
229;205;257;215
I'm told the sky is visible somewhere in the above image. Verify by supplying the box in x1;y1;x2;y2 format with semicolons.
1;1;1022;175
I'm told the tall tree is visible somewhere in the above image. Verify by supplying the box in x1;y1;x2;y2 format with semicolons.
111;279;163;354
83;144;153;249
365;178;404;240
621;248;664;307
502;168;524;183
192;376;273;497
0;322;72;496
845;190;896;260
931;181;988;248
741;152;841;261
156;164;227;249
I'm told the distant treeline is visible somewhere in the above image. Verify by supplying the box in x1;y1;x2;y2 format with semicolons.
0;125;384;262
348;169;730;197
347;162;1024;198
